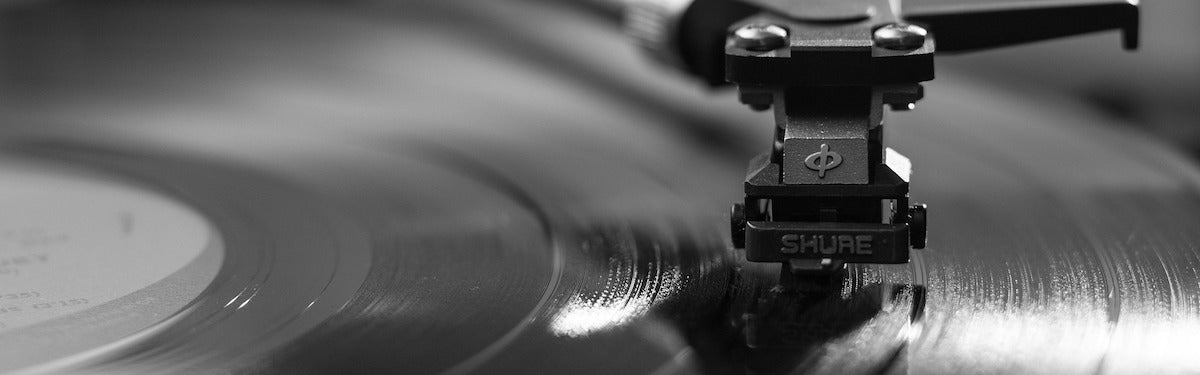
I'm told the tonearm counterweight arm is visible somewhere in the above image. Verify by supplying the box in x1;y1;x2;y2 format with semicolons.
626;0;1139;276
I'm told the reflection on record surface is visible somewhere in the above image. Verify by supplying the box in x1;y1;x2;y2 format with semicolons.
0;0;1199;374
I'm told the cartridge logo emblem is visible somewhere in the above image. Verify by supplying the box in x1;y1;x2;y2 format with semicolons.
780;234;873;255
804;144;843;178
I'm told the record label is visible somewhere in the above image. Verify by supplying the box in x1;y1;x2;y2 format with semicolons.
0;160;223;371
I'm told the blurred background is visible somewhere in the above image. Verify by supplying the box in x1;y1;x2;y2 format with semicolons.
0;0;1196;156
933;0;1200;155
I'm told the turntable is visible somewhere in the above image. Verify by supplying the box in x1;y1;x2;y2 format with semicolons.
0;0;1198;374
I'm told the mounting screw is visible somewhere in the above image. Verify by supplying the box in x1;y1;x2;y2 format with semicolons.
909;203;927;249
732;24;788;52
873;23;927;51
731;203;746;248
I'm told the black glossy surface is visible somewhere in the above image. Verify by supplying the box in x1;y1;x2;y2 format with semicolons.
1;1;1198;374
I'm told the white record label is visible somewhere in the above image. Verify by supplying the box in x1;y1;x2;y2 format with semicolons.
0;159;222;370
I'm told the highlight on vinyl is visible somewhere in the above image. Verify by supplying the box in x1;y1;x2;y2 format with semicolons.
0;0;1198;374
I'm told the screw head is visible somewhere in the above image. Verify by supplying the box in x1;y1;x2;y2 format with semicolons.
730;203;746;248
909;203;928;249
732;24;788;52
873;23;927;51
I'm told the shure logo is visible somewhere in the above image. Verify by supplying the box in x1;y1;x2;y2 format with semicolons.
780;234;873;255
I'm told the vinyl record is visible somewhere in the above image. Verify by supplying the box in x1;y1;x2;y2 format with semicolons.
0;1;1198;374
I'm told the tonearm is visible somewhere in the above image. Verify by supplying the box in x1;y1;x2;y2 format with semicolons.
626;0;1139;279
